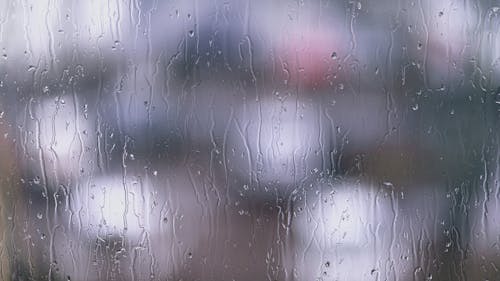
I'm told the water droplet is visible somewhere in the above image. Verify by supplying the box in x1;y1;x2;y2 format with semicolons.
36;212;43;220
331;52;338;60
188;30;195;37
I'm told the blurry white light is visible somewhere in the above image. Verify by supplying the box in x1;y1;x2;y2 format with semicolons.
50;166;217;281
291;180;392;280
19;95;96;183
429;1;473;46
1;0;54;61
226;95;335;187
423;0;478;89
478;7;500;84
71;175;151;239
291;179;450;281
294;183;388;246
49;174;154;281
2;0;125;64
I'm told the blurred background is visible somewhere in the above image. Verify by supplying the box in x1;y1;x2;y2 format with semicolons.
0;0;498;280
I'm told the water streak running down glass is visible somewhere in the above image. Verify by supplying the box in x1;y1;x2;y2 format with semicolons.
0;0;499;280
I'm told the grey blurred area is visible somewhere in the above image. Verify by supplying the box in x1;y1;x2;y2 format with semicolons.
0;0;498;280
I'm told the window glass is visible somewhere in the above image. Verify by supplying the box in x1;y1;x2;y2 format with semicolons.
0;0;498;280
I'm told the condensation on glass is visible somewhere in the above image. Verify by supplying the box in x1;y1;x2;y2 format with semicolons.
0;0;498;280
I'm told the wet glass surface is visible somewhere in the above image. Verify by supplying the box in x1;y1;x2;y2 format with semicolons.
0;0;499;280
